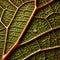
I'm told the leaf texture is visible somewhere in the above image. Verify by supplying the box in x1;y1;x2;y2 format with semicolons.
7;28;60;60
0;23;5;56
6;0;34;53
0;0;60;60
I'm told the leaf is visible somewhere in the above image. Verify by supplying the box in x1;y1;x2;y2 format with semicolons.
7;28;60;60
0;0;60;60
37;0;51;6
25;49;60;60
0;0;34;59
5;0;34;53
0;23;5;56
20;0;60;44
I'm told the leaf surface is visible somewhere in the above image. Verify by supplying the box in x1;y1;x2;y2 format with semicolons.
0;0;60;60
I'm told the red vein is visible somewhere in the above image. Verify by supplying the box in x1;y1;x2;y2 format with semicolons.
16;0;35;44
7;8;19;28
17;0;55;46
17;8;36;43
2;1;36;60
23;46;60;60
36;0;54;11
0;21;6;28
1;9;5;19
19;26;60;46
35;0;37;8
8;0;18;9
2;0;58;60
3;8;36;60
2;27;8;60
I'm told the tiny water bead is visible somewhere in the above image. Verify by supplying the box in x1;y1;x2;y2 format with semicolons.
33;29;37;33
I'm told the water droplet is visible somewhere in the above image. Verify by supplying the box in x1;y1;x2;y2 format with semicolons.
33;29;37;33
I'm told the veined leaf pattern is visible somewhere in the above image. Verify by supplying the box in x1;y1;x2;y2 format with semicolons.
0;0;60;60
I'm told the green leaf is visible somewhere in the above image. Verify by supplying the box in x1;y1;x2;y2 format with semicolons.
8;29;60;60
6;1;34;53
0;0;60;60
37;0;51;6
0;23;5;56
